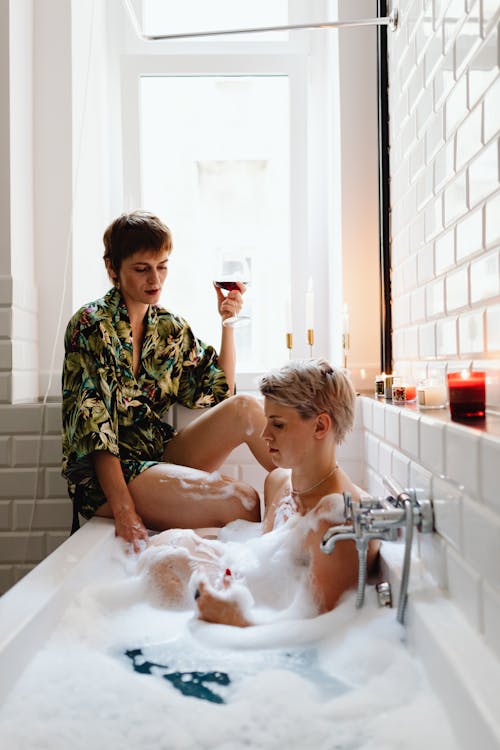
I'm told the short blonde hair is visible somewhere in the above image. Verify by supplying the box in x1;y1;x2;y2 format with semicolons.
259;359;356;444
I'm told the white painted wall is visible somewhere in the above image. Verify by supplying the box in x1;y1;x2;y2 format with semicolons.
71;0;116;313
33;0;73;399
336;0;381;386
0;0;11;282
9;0;34;286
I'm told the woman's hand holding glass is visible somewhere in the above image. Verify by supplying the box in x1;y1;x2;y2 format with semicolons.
213;279;250;328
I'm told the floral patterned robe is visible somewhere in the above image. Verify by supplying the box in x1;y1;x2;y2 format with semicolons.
62;287;229;518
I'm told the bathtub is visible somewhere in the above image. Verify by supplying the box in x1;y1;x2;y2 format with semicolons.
0;517;499;749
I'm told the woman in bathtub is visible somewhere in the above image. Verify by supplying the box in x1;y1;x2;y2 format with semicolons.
140;359;379;626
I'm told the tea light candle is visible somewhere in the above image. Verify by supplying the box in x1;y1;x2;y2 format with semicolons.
447;370;486;420
416;381;447;409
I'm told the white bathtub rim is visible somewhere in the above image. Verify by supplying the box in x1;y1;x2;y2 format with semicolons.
409;593;500;750
0;517;115;704
381;542;500;750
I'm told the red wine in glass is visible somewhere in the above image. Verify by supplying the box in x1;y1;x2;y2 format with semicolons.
213;280;250;327
214;281;246;292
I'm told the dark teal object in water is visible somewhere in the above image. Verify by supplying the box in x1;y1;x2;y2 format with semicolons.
125;648;231;704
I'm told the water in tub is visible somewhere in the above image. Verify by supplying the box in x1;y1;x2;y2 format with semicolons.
0;518;458;749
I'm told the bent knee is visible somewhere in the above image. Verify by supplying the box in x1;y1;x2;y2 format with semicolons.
229;393;264;432
231;392;262;413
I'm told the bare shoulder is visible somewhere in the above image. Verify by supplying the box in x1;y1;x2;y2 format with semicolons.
264;468;289;495
312;493;347;525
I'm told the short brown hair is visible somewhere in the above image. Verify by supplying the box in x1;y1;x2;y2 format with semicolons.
259;358;356;444
103;210;173;275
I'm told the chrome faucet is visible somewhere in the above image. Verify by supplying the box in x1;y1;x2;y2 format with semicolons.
320;478;434;624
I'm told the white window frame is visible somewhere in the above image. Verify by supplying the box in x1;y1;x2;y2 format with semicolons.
120;49;336;385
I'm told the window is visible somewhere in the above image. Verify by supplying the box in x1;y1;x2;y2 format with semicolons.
122;50;310;376
119;1;365;380
139;75;290;371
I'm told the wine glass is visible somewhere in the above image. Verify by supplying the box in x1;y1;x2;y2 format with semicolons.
213;258;251;328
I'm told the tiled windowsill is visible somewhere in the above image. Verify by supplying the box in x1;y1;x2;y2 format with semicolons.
362;395;500;439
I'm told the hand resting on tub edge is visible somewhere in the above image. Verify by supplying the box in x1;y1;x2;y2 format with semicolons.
138;359;379;627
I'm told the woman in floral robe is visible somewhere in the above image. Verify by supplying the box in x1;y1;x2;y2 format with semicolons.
62;211;274;550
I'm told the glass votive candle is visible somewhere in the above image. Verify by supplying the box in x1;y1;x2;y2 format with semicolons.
416;379;447;410
447;370;486;420
404;383;416;402
391;377;416;404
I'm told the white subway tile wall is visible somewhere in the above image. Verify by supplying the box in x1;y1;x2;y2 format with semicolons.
362;394;500;661
0;404;71;591
389;0;500;410
387;0;498;651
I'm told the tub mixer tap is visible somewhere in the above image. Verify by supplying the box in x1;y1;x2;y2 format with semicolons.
320;478;434;624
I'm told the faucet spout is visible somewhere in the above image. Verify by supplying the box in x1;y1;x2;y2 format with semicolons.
320;526;356;555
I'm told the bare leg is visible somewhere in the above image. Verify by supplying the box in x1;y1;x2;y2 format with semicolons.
95;394;270;532
164;393;274;473
127;463;260;530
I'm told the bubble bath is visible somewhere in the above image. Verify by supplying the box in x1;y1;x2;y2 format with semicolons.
0;519;459;750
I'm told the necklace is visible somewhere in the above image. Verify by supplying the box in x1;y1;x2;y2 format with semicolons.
290;464;340;498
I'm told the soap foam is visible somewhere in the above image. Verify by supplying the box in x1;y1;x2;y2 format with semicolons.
0;523;459;750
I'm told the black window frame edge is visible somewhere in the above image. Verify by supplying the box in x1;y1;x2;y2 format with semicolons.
377;0;392;374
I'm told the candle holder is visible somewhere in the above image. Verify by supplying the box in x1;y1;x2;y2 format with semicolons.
416;379;447;410
447;370;486;420
391;378;415;404
286;332;293;360
307;328;314;357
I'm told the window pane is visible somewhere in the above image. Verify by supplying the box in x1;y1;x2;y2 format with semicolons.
140;76;290;372
142;0;289;40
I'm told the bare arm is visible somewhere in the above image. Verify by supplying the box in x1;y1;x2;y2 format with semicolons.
92;451;149;551
194;527;354;629
306;519;379;614
217;325;236;395
213;281;246;395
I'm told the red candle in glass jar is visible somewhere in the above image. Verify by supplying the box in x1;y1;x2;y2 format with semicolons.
404;385;416;402
447;371;486;420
